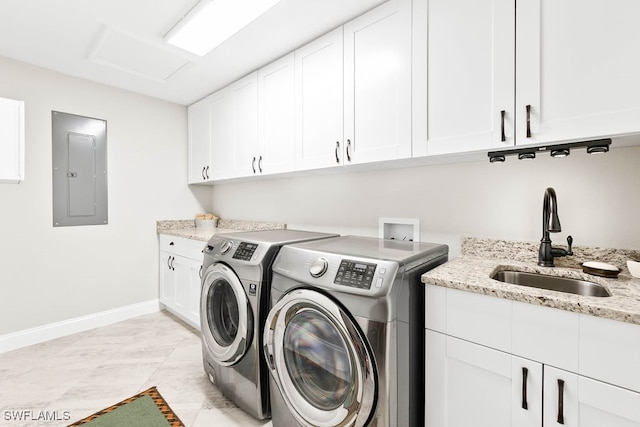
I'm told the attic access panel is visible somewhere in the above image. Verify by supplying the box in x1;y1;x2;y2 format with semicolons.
52;111;108;227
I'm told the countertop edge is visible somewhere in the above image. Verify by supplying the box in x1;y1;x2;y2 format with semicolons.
422;255;640;326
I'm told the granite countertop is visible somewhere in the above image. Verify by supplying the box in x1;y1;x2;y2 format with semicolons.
156;219;286;242
422;237;640;325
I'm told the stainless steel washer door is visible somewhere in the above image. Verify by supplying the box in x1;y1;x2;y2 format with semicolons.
201;263;253;366
264;289;376;427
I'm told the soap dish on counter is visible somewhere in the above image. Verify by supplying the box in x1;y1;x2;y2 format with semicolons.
582;261;620;278
628;260;640;278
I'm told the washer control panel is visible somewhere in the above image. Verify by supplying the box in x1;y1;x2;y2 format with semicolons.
334;259;377;290
233;242;259;261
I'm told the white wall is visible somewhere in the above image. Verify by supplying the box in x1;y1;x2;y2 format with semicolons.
211;143;640;257
0;56;211;336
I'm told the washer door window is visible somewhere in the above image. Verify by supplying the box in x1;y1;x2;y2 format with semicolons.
201;263;252;366
264;289;376;427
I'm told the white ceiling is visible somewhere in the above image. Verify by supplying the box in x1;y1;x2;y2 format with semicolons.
0;0;386;106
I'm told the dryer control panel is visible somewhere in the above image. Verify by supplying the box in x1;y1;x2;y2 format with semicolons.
334;259;377;289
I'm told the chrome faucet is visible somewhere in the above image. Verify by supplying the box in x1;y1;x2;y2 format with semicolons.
538;187;573;267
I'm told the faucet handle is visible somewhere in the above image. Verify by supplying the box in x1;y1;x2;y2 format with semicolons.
566;235;573;255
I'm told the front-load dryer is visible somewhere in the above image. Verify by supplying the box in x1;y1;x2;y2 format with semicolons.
263;236;448;427
200;229;338;420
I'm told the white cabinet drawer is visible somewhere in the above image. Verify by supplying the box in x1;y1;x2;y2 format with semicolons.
446;287;512;353
580;314;640;393
159;234;206;261
512;300;579;373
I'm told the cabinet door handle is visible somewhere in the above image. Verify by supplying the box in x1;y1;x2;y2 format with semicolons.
526;105;532;138
501;110;506;142
205;166;209;179
346;139;352;162
252;157;256;173
199;265;203;278
201;167;206;180
167;256;172;269
521;367;529;410
335;141;340;163
557;379;565;425
258;155;263;173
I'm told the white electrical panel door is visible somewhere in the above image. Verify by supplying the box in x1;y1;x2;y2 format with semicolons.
0;97;25;184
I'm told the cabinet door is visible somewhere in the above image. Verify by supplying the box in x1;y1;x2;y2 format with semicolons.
159;252;176;307
172;255;190;315
577;375;640;427
426;331;541;427
187;97;211;183
343;0;412;163
186;259;202;331
258;53;296;175
173;255;201;330
209;88;234;180
0;97;25;184
294;27;344;170
544;366;640;427
413;0;515;156
231;72;259;178
516;0;640;145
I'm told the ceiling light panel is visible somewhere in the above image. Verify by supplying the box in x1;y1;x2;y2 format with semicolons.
165;0;282;56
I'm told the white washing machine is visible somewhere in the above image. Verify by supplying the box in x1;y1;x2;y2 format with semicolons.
200;229;338;420
263;236;448;427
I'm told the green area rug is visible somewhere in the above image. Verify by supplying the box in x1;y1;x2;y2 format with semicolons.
68;386;184;427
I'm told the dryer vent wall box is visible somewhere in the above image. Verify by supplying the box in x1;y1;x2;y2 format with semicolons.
379;217;420;242
52;111;108;227
0;97;25;184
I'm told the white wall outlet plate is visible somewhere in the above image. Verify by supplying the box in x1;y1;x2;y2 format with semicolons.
379;217;420;242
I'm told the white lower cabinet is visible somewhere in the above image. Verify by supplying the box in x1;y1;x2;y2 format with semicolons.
426;331;542;427
159;235;204;330
543;366;640;427
425;285;640;427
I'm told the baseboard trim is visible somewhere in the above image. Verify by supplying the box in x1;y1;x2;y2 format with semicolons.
0;299;162;354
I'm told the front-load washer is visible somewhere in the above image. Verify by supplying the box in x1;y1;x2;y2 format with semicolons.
263;236;448;427
200;229;338;420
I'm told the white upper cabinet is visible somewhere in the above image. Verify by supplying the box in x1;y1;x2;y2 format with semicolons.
208;88;234;181
344;0;412;163
516;0;640;145
295;0;412;170
0;97;25;184
413;0;515;156
258;53;296;175
230;72;259;178
294;27;345;171
187;96;211;183
414;0;640;155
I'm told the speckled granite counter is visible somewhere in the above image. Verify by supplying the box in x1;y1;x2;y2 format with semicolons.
157;219;286;242
422;237;640;325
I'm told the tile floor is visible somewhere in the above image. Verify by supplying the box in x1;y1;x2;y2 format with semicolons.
0;311;272;427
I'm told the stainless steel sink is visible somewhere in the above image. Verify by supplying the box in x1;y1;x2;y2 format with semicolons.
491;270;611;297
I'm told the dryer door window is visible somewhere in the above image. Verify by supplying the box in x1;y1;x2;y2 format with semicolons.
201;263;253;366
284;309;352;411
264;288;376;427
